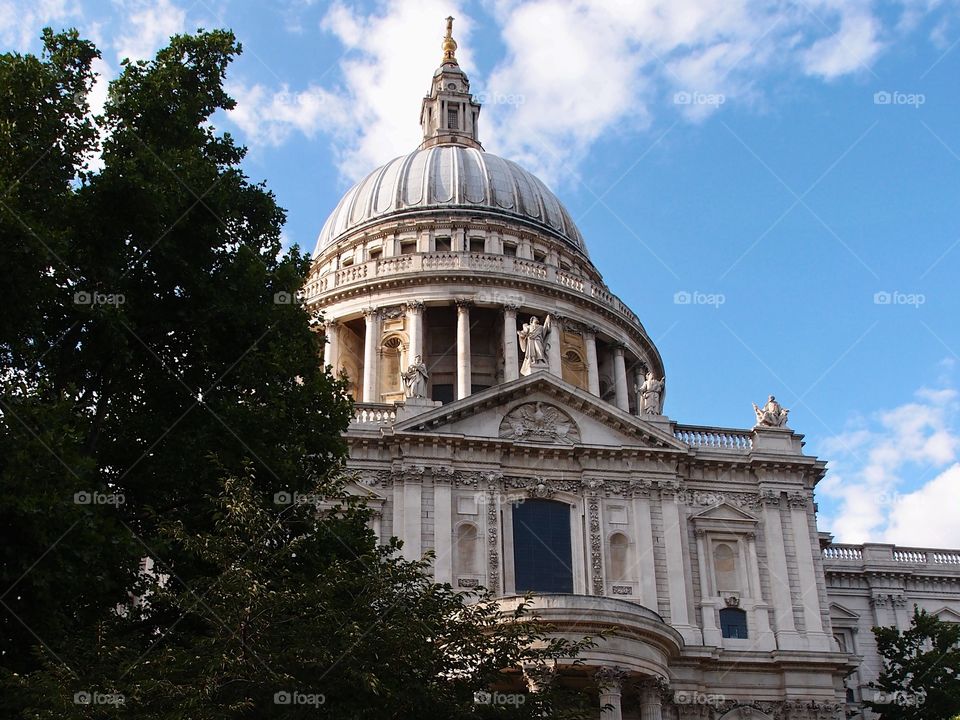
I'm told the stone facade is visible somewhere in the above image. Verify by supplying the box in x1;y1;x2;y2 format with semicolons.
304;20;960;720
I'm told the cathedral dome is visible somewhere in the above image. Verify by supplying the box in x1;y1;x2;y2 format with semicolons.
314;146;587;257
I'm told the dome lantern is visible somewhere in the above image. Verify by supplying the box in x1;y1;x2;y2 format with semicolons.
419;17;482;150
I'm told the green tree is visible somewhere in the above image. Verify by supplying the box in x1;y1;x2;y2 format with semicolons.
866;607;960;720
16;470;596;719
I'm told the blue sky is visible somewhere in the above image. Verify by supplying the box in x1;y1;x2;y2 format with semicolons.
4;0;960;547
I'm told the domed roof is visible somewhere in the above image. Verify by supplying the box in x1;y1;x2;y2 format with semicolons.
314;145;587;257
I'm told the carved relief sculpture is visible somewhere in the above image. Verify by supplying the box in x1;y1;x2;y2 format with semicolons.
498;402;581;444
753;394;789;428
518;314;552;375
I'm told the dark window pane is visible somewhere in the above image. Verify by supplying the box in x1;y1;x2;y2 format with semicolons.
512;500;573;593
431;384;454;404
719;608;748;639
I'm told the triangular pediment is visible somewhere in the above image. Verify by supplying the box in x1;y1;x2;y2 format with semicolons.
691;502;759;524
829;603;861;621
391;373;687;451
932;607;960;623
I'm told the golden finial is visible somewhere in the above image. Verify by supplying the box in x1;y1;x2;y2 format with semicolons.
442;16;458;65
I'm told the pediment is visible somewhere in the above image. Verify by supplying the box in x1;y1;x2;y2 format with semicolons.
343;480;388;503
691;502;759;524
391;373;686;451
932;607;960;623
829;603;861;621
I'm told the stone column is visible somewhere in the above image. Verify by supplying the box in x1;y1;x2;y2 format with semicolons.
788;493;831;650
503;304;520;382
456;300;472;399
630;483;658;610
659;485;700;643
405;301;424;362
760;490;799;647
584;327;600;396
403;478;422;562
638;680;663;720
547;314;563;376
695;529;722;645
434;477;453;585
362;308;380;402
613;344;629;412
323;319;340;371
595;667;627;720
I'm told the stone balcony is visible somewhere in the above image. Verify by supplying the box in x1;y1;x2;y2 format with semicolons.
304;251;642;327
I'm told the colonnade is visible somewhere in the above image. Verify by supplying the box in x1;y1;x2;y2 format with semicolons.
323;301;641;408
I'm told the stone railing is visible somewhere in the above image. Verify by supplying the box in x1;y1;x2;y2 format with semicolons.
306;252;641;326
351;403;397;427
674;425;753;451
822;542;960;572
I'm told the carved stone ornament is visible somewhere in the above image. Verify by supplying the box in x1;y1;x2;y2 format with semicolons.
499;401;581;444
594;665;629;691
725;594;741;608
588;496;604;595
753;395;790;428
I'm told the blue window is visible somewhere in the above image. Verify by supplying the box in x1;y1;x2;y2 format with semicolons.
720;608;748;639
512;500;573;593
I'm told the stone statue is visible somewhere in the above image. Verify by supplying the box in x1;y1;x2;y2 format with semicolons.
518;314;552;376
637;371;664;415
753;395;789;427
401;354;429;399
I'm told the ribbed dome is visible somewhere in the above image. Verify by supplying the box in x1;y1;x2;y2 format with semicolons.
314;145;587;257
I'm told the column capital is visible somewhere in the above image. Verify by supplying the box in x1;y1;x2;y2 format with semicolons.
454;297;473;310
324;318;339;329
502;302;520;314
594;665;628;692
404;300;425;313
613;342;627;355
583;324;599;337
363;306;380;319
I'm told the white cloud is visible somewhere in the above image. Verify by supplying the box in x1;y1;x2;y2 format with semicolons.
223;0;943;187
114;0;186;64
817;383;960;546
0;0;78;50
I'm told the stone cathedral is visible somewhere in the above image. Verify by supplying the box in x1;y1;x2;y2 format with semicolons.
303;20;960;720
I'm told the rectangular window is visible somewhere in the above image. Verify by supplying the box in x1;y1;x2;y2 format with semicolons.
435;236;451;252
503;243;517;257
447;107;459;130
400;241;417;255
368;247;382;261
512;500;573;593
533;250;547;263
469;238;485;253
720;608;748;639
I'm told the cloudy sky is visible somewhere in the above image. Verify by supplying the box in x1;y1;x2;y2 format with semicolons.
4;0;960;548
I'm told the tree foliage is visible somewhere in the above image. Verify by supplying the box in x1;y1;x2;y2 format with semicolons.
866;607;960;720
1;28;596;720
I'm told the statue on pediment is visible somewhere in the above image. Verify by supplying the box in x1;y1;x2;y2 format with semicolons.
518;314;552;375
753;395;789;428
401;354;429;399
637;371;665;415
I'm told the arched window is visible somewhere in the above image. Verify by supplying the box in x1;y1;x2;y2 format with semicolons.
608;532;629;581
512;499;573;593
713;543;738;594
719;607;748;639
455;523;479;575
